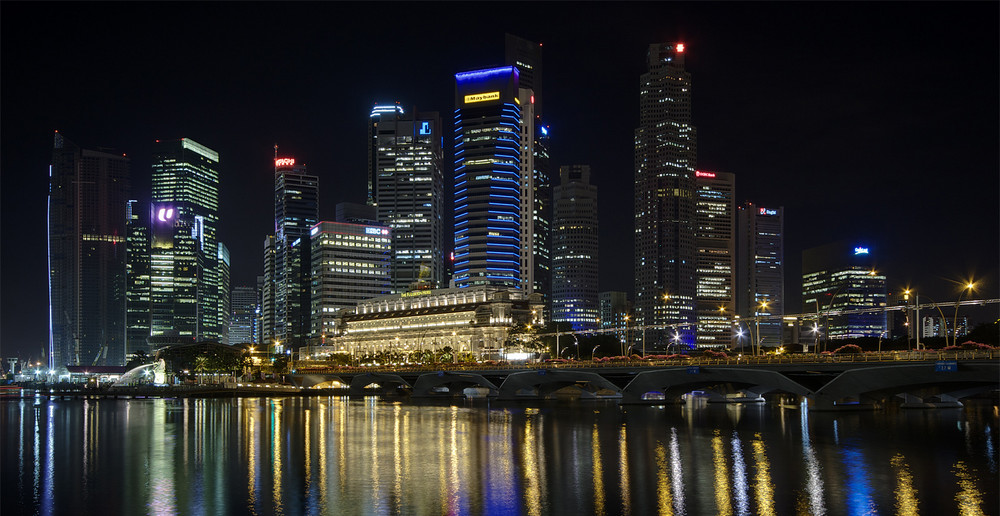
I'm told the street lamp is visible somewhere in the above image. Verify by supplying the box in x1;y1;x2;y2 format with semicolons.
952;281;976;347
755;300;769;356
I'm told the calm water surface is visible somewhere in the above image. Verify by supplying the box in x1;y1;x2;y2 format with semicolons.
2;394;997;515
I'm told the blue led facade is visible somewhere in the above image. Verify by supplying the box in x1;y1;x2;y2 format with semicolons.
453;66;522;288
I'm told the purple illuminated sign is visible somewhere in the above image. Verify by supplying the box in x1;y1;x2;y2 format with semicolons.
156;206;175;222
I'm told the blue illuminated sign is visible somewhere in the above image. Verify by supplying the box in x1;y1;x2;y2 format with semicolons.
365;227;388;236
854;247;869;255
419;121;431;135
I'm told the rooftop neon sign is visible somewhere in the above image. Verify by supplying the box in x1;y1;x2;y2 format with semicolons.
759;207;777;216
695;171;715;178
854;247;869;255
275;158;295;167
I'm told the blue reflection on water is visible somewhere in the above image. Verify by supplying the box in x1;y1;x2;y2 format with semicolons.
840;440;877;515
986;425;996;474
731;432;750;516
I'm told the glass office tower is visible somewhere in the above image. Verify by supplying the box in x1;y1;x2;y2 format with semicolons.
48;132;130;368
453;66;522;289
149;138;222;343
634;42;698;349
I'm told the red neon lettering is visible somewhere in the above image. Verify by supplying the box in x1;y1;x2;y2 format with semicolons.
275;158;295;167
695;171;716;178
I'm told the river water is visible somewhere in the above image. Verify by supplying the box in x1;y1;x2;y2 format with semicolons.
2;394;997;515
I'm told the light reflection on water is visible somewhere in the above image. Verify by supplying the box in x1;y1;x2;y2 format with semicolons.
1;396;997;515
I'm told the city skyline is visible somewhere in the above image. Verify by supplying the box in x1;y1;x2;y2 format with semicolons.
3;3;998;359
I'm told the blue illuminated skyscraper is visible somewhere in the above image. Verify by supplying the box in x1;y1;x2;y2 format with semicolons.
453;66;522;289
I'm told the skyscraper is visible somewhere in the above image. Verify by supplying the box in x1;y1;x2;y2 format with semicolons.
552;165;599;330
802;241;887;340
369;105;445;291
229;285;258;345
531;124;552;314
48;132;130;368
505;35;550;306
695;170;736;347
634;42;697;349
218;242;231;344
125;199;151;356
737;202;784;347
310;221;393;340
271;155;319;349
453;66;522;289
149;137;222;343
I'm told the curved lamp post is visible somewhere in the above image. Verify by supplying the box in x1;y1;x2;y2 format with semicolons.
952;282;976;347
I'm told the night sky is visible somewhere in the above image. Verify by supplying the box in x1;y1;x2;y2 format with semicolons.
3;2;998;360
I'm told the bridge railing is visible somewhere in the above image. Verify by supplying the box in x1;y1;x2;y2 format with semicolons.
290;349;996;375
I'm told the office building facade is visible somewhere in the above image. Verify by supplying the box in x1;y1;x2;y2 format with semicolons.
552;165;599;330
369;105;445;291
125;199;151;356
310;221;393;340
694;171;736;347
48;132;130;368
229;286;259;345
453;66;522;289
299;287;544;362
149;138;223;343
634;42;698;349
802;241;887;340
271;156;319;349
736;202;784;347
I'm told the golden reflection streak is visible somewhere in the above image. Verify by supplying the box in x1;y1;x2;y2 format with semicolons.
393;404;402;513
438;409;448;513
402;410;412;509
592;423;605;515
712;431;732;516
890;454;918;516
618;425;631;515
523;411;541;516
449;406;460;512
656;442;674;515
247;400;257;508
370;398;381;512
338;397;347;494
304;408;311;496
752;433;775;516
953;461;985;516
272;400;284;515
318;400;328;511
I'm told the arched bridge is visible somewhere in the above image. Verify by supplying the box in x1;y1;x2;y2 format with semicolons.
289;355;999;408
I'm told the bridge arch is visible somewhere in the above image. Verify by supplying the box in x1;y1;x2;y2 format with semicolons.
349;373;412;396
621;367;812;404
289;374;349;389
815;362;1000;402
497;370;621;400
412;372;499;398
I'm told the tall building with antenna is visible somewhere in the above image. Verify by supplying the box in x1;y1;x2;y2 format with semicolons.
269;150;319;350
634;42;698;350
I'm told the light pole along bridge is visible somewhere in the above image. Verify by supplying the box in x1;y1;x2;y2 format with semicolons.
289;351;999;410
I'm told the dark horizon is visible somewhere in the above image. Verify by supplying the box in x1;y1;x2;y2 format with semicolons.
3;2;998;360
